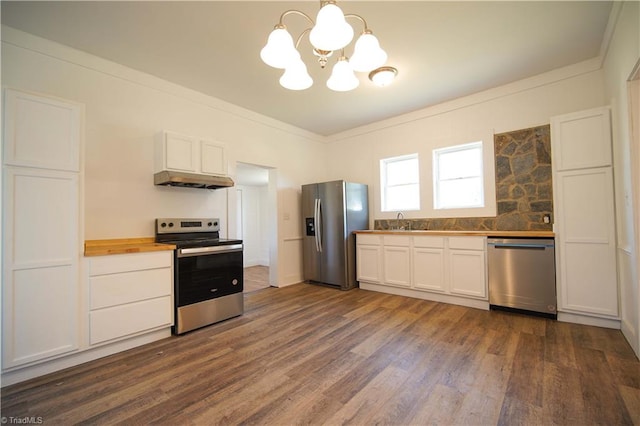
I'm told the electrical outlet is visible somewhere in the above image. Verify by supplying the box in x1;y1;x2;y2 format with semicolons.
543;214;551;224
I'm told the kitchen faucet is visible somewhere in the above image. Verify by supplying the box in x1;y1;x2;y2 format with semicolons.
396;212;404;230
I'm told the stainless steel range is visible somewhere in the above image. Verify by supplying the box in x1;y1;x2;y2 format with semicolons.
155;218;243;334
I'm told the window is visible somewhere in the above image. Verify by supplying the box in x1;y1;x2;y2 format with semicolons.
380;154;419;211
433;142;484;210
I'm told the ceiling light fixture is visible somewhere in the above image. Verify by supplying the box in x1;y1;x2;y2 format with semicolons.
369;66;398;87
260;1;395;92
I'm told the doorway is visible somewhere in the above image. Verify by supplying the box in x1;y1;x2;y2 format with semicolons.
234;162;277;292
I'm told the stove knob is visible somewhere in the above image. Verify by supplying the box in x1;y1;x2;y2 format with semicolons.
213;221;218;227
208;222;213;227
168;222;174;228
160;222;167;228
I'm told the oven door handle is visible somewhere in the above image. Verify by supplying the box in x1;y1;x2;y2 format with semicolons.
178;244;243;257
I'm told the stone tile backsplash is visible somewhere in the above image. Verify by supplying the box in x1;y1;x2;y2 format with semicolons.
375;125;553;231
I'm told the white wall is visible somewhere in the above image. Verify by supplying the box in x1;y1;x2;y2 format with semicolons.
602;1;640;357
325;60;606;227
1;26;327;287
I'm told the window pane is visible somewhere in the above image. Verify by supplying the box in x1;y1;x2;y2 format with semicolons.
386;158;418;185
436;177;483;209
433;142;484;210
438;146;482;180
381;154;420;212
386;184;420;211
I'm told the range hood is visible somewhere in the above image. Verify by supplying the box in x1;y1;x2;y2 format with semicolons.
154;170;234;189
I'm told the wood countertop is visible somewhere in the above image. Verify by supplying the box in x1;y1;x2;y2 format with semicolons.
354;230;555;238
84;237;176;256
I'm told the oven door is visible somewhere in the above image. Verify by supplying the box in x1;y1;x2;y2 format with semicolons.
175;244;243;307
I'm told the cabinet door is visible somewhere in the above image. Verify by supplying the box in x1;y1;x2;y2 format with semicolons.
200;140;227;175
448;249;486;298
555;167;618;316
413;248;446;292
551;107;612;171
383;246;411;287
3;168;80;367
4;89;81;172
164;132;197;172
357;244;382;283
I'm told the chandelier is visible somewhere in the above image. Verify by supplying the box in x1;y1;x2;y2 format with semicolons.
260;1;397;92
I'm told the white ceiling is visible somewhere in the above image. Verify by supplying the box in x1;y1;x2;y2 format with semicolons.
1;1;613;136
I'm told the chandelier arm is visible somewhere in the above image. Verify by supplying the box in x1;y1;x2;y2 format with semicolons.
344;13;370;33
279;9;315;26
278;9;315;50
295;28;312;50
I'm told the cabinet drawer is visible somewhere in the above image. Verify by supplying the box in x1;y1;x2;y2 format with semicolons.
413;236;445;248
383;235;411;247
90;267;172;310
89;251;172;276
89;296;172;345
448;236;485;251
357;234;381;245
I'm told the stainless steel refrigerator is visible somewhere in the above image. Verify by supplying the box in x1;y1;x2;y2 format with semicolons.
302;180;369;290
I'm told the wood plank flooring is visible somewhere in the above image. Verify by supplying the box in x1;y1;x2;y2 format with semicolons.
2;283;639;425
244;266;270;293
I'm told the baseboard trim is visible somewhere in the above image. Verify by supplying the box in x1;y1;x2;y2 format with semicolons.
359;282;490;310
558;311;621;329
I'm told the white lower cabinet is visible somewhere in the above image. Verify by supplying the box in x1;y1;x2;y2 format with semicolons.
87;251;173;345
382;236;411;287
412;236;446;292
448;250;486;298
357;233;488;308
448;237;487;298
356;234;383;283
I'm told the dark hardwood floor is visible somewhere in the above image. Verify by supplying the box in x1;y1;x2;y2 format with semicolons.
2;283;639;425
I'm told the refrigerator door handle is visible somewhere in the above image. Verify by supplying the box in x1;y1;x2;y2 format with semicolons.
315;198;323;253
314;198;319;252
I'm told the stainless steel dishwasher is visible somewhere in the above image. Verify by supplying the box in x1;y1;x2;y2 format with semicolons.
487;238;556;318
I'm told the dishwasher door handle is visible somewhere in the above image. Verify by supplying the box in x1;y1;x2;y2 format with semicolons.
489;243;551;249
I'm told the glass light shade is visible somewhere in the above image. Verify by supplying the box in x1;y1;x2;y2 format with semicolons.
260;27;299;69
369;67;397;87
349;33;388;72
279;59;313;90
327;58;359;92
309;3;354;51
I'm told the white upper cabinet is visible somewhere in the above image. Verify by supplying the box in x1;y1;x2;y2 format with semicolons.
200;140;227;176
551;106;612;171
156;131;227;176
3;89;81;172
164;132;198;172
